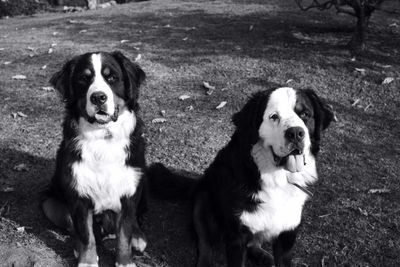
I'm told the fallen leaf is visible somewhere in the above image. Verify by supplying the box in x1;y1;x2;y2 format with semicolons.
17;112;27;118
152;118;167;124
358;207;368;216
41;86;54;92
355;68;366;74
216;101;227;109
1;186;14;192
203;82;215;95
364;103;372;111
12;75;27;80
13;163;29;172
351;98;360;106
368;188;390;194
382;77;394;85
179;94;191;101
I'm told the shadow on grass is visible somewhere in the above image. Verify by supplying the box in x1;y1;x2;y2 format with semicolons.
25;9;397;69
0;147;199;266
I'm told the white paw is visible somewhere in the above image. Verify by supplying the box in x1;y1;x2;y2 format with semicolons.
77;263;99;267
115;263;137;267
130;237;147;252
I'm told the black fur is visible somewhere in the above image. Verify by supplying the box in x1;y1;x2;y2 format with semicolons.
42;51;147;266
148;87;334;267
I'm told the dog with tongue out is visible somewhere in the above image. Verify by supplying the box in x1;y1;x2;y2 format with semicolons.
148;86;335;267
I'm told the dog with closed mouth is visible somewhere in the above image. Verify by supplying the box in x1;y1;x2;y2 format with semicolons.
148;87;334;267
42;51;147;267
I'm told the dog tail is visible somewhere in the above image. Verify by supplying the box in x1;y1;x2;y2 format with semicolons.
147;163;198;200
42;197;73;233
41;186;74;233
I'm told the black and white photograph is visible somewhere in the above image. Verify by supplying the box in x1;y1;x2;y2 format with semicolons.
0;0;399;266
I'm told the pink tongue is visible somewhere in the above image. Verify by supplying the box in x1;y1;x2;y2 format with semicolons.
284;154;305;173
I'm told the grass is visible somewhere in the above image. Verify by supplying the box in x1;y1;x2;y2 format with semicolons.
0;0;399;266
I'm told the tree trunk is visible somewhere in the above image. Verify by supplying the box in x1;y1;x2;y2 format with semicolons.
348;2;368;51
85;0;99;9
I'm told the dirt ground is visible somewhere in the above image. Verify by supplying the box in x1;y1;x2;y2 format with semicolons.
0;0;399;266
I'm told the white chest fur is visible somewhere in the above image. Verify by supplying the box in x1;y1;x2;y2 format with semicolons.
239;143;318;241
71;110;141;213
240;176;308;241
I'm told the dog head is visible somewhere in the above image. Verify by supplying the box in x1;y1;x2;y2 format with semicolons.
50;51;145;125
233;87;334;173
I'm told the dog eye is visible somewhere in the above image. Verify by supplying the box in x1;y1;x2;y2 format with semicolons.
299;111;309;119
269;113;279;122
78;74;91;83
106;75;117;83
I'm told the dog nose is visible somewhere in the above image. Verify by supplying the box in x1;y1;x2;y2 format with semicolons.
285;127;305;143
90;92;107;106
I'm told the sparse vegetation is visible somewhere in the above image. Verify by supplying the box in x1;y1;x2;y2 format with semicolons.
0;0;399;266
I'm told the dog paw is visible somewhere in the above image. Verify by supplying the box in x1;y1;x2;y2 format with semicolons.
77;263;99;267
130;237;147;252
115;263;137;267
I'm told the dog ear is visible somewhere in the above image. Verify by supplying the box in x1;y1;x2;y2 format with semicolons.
232;90;271;144
303;89;335;154
304;89;335;131
112;51;146;102
50;57;78;101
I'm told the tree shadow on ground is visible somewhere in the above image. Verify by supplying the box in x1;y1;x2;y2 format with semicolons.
38;9;398;69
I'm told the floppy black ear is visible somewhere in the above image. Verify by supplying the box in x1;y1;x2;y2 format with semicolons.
304;89;335;154
304;89;335;131
50;56;79;101
112;51;146;102
232;90;271;145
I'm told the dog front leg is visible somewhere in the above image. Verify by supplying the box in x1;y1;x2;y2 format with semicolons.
225;233;247;267
115;196;147;267
72;200;98;267
272;229;297;267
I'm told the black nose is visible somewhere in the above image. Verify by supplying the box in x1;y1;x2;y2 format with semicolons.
90;92;107;106
285;127;305;143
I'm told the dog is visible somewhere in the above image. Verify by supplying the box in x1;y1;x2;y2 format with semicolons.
42;51;147;267
148;87;335;267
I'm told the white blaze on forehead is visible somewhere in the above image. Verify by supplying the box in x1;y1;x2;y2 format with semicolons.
85;53;115;117
265;87;297;120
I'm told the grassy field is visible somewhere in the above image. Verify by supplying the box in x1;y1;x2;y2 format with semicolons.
0;0;399;266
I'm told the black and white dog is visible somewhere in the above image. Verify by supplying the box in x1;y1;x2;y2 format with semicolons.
42;51;147;267
148;87;334;267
